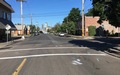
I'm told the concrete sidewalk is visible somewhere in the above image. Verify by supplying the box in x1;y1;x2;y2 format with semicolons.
0;35;31;49
69;35;120;58
0;38;24;48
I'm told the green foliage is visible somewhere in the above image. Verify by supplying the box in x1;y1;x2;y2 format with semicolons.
62;8;82;35
67;8;81;23
36;26;40;32
52;8;82;35
85;8;94;16
52;23;61;33
92;0;120;27
88;26;96;36
67;21;76;35
29;25;36;33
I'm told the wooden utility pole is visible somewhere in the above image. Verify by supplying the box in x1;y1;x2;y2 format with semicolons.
82;0;85;37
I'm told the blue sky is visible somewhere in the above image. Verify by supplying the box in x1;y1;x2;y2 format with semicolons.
6;0;92;28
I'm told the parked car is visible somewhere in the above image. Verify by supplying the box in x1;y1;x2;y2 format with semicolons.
59;33;67;37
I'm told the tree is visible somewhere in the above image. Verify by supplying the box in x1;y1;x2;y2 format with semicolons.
52;23;61;33
68;8;82;23
61;23;67;33
62;8;82;35
29;25;36;33
61;21;76;34
67;21;76;35
85;8;94;16
36;26;40;32
92;0;120;27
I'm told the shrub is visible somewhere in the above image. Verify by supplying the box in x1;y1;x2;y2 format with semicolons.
88;26;96;36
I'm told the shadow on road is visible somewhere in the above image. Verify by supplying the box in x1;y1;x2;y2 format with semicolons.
69;38;120;53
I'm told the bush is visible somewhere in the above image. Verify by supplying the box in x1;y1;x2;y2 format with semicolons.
88;26;96;36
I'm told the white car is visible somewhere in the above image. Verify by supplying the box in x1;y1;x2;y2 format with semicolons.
59;33;66;37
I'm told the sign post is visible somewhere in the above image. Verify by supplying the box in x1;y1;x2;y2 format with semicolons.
5;24;11;43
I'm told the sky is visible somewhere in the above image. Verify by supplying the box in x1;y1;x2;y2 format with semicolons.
6;0;92;28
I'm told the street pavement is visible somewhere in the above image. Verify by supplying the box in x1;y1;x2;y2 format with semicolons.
0;34;120;75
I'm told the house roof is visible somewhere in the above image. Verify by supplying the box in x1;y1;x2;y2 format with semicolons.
0;0;14;13
0;18;16;30
15;25;30;30
15;25;26;30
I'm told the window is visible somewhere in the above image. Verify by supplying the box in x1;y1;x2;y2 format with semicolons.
3;11;7;19
3;11;11;20
7;13;11;20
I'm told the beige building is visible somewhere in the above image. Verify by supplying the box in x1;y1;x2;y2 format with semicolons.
13;25;30;36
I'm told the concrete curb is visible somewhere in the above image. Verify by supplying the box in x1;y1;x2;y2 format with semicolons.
104;51;120;58
0;38;24;49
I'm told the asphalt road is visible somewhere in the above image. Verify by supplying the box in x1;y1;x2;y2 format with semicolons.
0;34;120;75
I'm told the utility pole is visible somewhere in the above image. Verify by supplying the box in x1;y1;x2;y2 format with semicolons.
82;0;85;37
30;14;33;25
16;0;26;39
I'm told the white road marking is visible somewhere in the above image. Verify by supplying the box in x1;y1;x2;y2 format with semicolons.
0;47;90;53
0;53;106;60
72;59;82;65
96;58;100;61
72;60;82;65
77;59;80;62
74;38;77;39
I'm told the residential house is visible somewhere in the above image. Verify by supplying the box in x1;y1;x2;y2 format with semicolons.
84;16;119;36
0;0;16;41
14;25;30;36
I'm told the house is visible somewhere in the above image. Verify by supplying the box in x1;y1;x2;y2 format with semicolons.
84;16;119;36
14;25;30;36
0;0;16;41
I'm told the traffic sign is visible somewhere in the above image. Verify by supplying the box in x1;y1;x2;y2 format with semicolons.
5;24;11;30
5;31;10;34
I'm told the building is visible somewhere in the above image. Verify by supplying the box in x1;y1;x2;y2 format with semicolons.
84;16;119;36
0;0;16;41
14;25;30;36
42;23;49;34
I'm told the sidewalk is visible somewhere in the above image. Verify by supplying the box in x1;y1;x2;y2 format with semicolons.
0;35;31;49
0;42;11;48
0;38;24;49
69;35;120;58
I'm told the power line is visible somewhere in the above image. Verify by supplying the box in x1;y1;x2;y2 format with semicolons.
12;12;68;18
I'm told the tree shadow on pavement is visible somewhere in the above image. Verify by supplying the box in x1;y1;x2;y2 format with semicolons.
69;38;120;53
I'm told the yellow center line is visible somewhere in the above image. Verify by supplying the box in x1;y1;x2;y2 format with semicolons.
12;58;27;75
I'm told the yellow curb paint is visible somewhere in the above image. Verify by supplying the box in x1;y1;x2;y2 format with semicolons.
12;58;27;75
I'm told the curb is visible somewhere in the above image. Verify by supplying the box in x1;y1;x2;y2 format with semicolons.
104;51;120;58
0;38;24;49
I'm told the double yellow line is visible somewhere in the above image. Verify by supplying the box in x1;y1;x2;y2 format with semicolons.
12;58;27;75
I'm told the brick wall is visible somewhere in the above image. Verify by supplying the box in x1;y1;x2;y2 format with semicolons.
85;16;119;36
85;16;100;36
